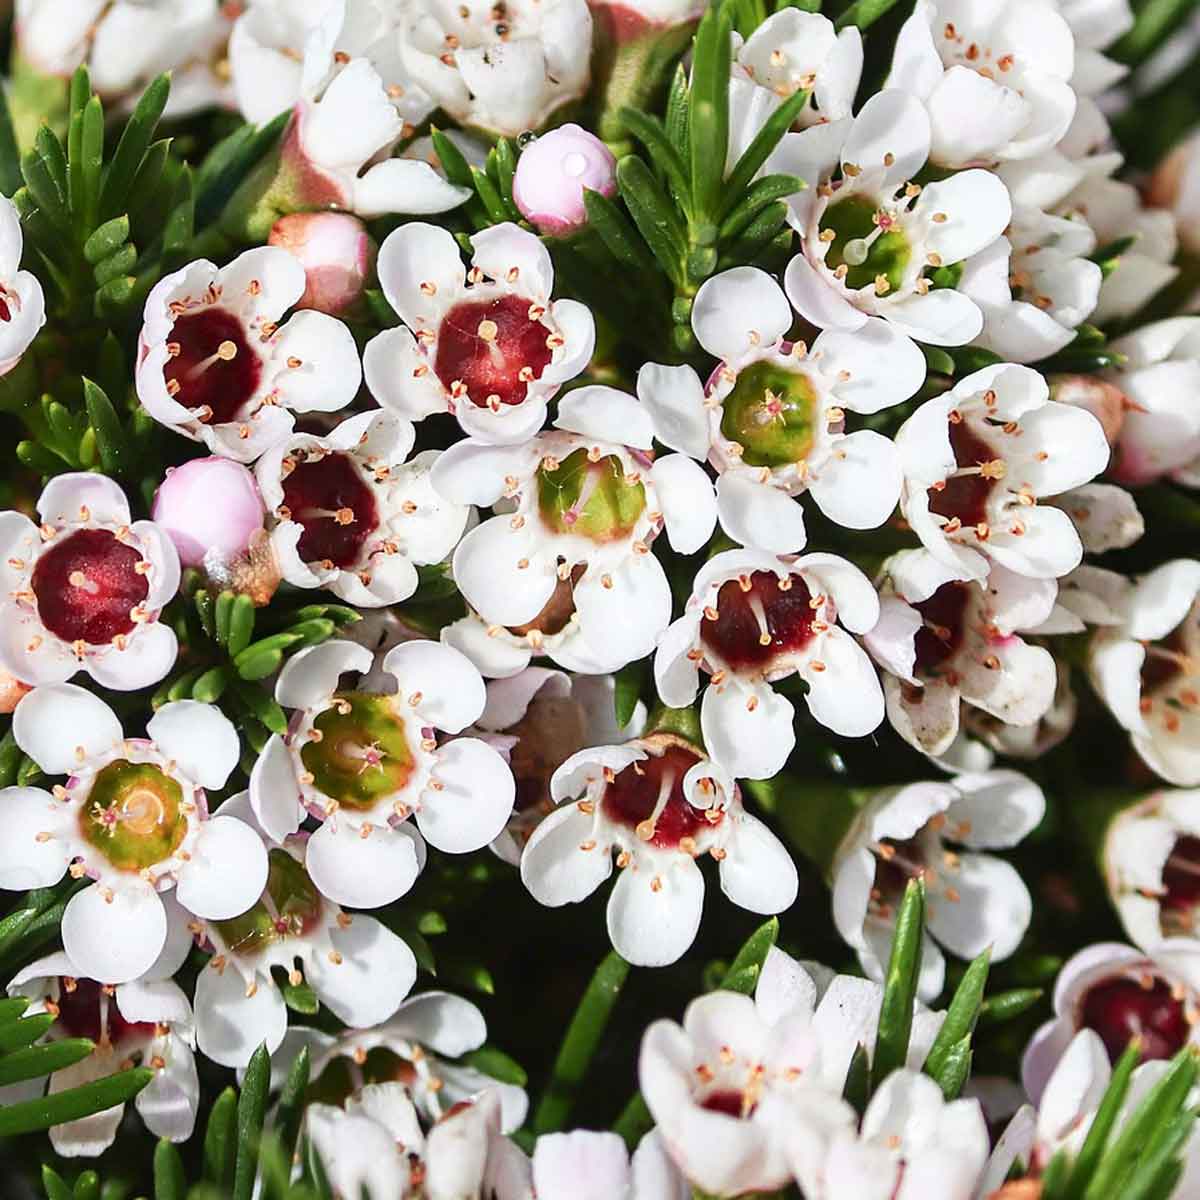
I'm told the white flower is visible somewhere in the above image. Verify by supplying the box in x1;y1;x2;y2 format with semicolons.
191;792;417;1070
0;195;45;376
831;771;1043;1001
1021;940;1200;1104
1;684;265;984
1106;318;1200;488
726;10;863;169
775;90;1011;349
1089;560;1200;787
531;1130;687;1200
520;731;798;967
432;388;714;669
135;247;362;463
307;1084;530;1200
638;946;944;1195
865;554;1059;761
896;363;1109;585
277;990;529;1131
462;668;646;863
365;222;595;445
0;474;180;690
1055;0;1133;96
4;918;198;1158
256;411;468;609
887;0;1077;166
786;1069;991;1200
397;0;592;138
959;205;1103;363
654;548;884;779
250;638;515;908
637;268;924;555
962;659;1077;760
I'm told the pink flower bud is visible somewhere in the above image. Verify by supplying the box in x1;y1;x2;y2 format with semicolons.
513;125;618;236
1050;374;1127;447
268;212;375;316
152;457;266;569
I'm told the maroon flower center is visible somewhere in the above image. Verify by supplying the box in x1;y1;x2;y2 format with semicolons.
601;744;712;850
927;420;1002;530
871;836;927;915
1161;835;1200;937
31;528;149;645
912;582;970;678
434;295;553;410
281;452;379;570
1079;975;1190;1064
699;571;817;671
0;292;11;321
700;1089;754;1118
164;308;262;426
1140;627;1190;696
54;978;155;1045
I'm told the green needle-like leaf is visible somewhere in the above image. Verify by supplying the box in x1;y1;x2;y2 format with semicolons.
275;1044;311;1164
618;108;690;206
834;0;904;30
235;1043;272;1200
842;1042;871;1115
204;1086;239;1186
82;377;131;477
614;659;648;729
226;593;257;658
582;190;661;279
923;948;990;1083
617;155;687;283
977;987;1043;1027
871;878;925;1087
42;1166;73;1200
721;917;779;995
1060;1040;1141;1200
721;88;810;218
154;1139;187;1200
0;1066;152;1137
100;73;170;220
688;5;733;225
0;1037;94;1086
0;1011;55;1053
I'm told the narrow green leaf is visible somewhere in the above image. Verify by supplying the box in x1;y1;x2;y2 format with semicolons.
82;377;130;477
721;88;810;218
275;1044;311;1163
1059;1041;1141;1200
163;164;194;254
0;1011;55;1052
842;1041;870;1115
83;215;131;265
977;987;1043;1027
721;917;779;995
35;125;69;198
215;589;236;644
430;128;476;190
0;729;22;788
834;0;903;30
665;63;690;158
533;951;631;1134
72;1169;99;1200
689;5;733;224
871;879;925;1085
0;1037;94;1085
582;189;661;278
92;275;137;318
612;1092;653;1150
921;344;955;375
718;200;790;268
167;667;205;703
922;948;990;1081
617;155;686;281
282;978;320;1014
471;166;510;225
285;617;337;647
43;1166;73;1200
459;1045;528;1088
232;681;289;735
22;146;70;232
192;665;232;704
932;1035;972;1100
79;96;104;228
235;1044;272;1200
0;1067;152;1136
100;73;170;219
494;137;519;216
618;109;690;206
719;172;803;240
226;593;257;658
614;659;647;729
1116;1109;1198;1200
1112;0;1198;64
0;907;38;956
204;1086;239;1186
195;112;288;226
154;1139;187;1200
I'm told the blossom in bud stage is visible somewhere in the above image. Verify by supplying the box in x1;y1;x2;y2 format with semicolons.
278;990;529;1131
520;731;798;967
896;363;1109;586
1;684;266;984
637;267;924;555
831;772;1043;1001
136;247;362;463
4;922;197;1157
250;639;515;907
461;669;646;863
151;457;266;571
726;9;863;169
432;387;715;669
1022;940;1200;1104
1148;129;1200;256
0;196;45;377
191;792;417;1069
512;124;617;236
588;0;705;31
887;0;1077;167
365;222;596;445
776;90;1011;353
256;411;469;608
268;212;375;317
0;670;31;714
0;474;181;690
1089;559;1200;786
1106;318;1200;488
655;548;884;779
1050;373;1127;446
865;553;1059;761
638;946;945;1195
398;0;592;138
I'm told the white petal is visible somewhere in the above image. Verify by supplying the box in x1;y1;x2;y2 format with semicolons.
0;786;71;889
249;735;306;843
306;818;423;908
471;222;554;299
701;680;795;780
430;439;534;507
810;429;901;529
636;363;711;459
533;1132;631;1200
795;552;880;633
783;249;867;331
606;859;704;967
554;385;654;450
383;640;486;734
147;701;239;791
918;170;1012;263
47;1057;124;1158
573;554;672;665
946;771;1045;849
521;804;612;905
195;961;288;1068
441;615;532;679
452;517;557;627
363;326;447;421
176;816;269;922
310;915;418;1026
275;640;374;710
717;473;808;554
842;90;930;186
719;812;799;914
135;1037;199;1143
353;157;470;218
814;318;927;414
418;737;515;852
388;989;489;1057
376;222;466;329
756;946;818;1027
927;853;1032;961
885;289;982;346
652;454;717;554
38;473;131;528
542;298;597;387
654;616;702;709
13;683;122;774
692;268;791;363
86;622;178;692
267;311;362;415
62;883;166;985
803;628;885;737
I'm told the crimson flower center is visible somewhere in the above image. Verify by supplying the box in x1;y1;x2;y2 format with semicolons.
164;308;262;425
434;295;553;409
31;528;149;645
281;452;379;570
1160;835;1200;937
601;745;711;850
699;1088;756;1118
1079;975;1190;1064
927;419;1004;530
871;836;927;916
699;571;817;671
54;978;155;1045
912;582;970;678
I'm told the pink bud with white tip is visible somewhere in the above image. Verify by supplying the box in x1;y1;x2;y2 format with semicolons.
152;457;266;570
268;212;375;316
513;125;618;236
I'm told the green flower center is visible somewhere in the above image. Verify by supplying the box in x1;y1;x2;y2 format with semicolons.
819;194;911;294
720;361;818;469
537;448;646;543
79;760;187;872
212;848;323;958
300;692;415;811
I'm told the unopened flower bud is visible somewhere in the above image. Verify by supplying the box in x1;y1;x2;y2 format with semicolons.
0;668;32;714
152;457;266;569
1147;132;1200;256
268;212;375;317
1050;374;1127;447
513;125;618;236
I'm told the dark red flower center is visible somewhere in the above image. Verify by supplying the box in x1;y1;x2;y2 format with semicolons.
601;743;712;850
1079;975;1190;1064
54;978;155;1045
1161;835;1200;937
434;295;553;409
281;452;379;570
912;582;970;678
700;1089;754;1118
927;420;1002;530
871;836;927;914
1140;627;1190;696
699;570;817;671
31;528;149;645
164;308;262;426
0;292;11;321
